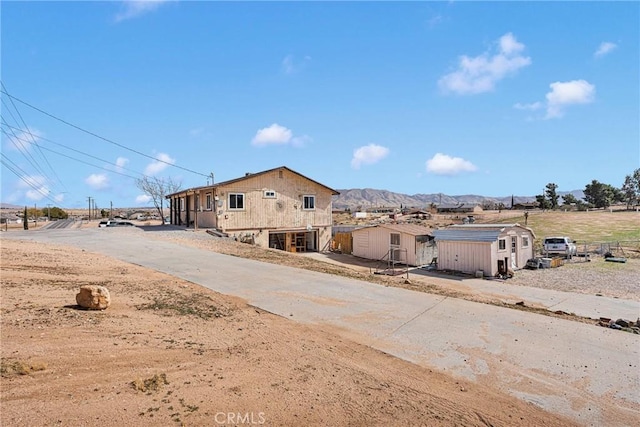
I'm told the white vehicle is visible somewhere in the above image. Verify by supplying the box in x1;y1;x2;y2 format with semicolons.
543;236;577;256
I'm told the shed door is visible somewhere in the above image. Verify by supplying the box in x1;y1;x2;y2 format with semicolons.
511;236;517;268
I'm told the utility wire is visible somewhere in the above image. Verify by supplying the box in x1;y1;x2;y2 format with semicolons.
1;153;60;205
1;82;66;190
0;105;52;185
0;89;209;178
2;123;147;179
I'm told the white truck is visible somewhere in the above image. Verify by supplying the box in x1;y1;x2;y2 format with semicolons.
543;236;577;257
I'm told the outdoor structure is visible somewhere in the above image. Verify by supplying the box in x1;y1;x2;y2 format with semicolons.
512;202;539;210
436;203;483;214
351;223;436;267
166;166;339;252
432;223;535;277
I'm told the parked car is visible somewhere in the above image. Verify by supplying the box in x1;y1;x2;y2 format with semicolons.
107;220;135;227
98;220;109;228
543;236;577;256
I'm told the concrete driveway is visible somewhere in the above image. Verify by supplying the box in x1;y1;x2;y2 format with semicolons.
3;228;639;426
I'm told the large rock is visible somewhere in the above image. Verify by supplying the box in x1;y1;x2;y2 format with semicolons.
76;285;111;310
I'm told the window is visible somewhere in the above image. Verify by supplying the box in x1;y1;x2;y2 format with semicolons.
390;233;400;247
206;193;212;210
303;195;315;210
228;193;244;210
179;198;185;212
498;239;506;250
264;190;276;198
522;236;529;247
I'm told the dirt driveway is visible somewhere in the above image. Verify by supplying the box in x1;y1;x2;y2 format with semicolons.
0;237;586;427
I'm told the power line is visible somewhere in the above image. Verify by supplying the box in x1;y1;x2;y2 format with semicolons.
2;123;146;179
1;82;66;190
0;153;60;205
0;89;209;178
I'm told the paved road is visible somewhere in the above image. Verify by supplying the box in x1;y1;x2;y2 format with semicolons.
3;228;639;426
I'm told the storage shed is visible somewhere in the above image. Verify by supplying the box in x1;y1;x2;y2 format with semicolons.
432;223;535;277
351;223;436;266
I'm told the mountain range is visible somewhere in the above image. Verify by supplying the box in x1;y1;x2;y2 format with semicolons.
332;189;585;211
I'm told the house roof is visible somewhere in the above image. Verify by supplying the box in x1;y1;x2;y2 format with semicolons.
166;166;340;198
436;203;480;210
353;223;432;236
432;223;536;242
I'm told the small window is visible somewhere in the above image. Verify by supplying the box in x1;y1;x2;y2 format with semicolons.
179;198;185;212
206;193;212;210
264;190;276;198
303;195;315;210
229;193;244;210
522;236;529;247
279;170;283;179
498;239;506;250
390;233;400;247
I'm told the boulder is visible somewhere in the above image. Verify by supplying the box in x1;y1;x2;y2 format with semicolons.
76;285;111;310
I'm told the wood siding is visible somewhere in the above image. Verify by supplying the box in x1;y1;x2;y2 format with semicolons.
436;228;534;276
351;227;435;266
169;168;334;251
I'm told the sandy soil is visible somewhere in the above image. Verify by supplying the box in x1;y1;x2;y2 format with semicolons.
0;238;581;427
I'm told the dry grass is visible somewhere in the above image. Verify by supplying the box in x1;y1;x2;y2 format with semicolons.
0;359;47;377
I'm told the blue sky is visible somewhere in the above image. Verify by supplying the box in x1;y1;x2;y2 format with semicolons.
1;1;638;209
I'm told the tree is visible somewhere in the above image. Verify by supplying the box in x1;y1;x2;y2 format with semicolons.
48;207;69;220
621;168;640;209
135;176;181;224
23;206;28;230
545;183;559;209
583;180;614;209
562;193;578;206
535;194;551;210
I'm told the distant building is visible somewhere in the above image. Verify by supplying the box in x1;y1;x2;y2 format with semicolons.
436;203;483;214
512;202;539;210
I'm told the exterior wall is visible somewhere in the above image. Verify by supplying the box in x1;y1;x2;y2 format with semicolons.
352;227;425;266
437;227;535;276
437;241;493;275
170;168;334;251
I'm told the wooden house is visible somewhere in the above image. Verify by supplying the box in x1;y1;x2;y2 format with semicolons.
166;166;339;252
432;223;535;277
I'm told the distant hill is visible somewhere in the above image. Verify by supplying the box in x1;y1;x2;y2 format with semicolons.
332;189;584;210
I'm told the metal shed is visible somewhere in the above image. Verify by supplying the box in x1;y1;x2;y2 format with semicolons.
432;223;535;277
351;223;436;266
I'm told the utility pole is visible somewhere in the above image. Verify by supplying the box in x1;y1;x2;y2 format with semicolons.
110;201;113;219
87;197;92;221
47;204;52;221
34;203;37;227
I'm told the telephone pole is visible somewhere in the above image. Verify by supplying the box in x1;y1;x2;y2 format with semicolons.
87;197;92;221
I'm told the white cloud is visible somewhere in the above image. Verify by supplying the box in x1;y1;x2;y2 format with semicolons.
513;102;543;111
136;194;152;204
595;42;617;58
16;175;50;201
438;32;531;95
281;54;311;75
251;123;294;146
426;153;477;176
545;80;595;119
5;128;42;152
351;144;390;170
115;157;129;172
144;152;176;175
53;193;66;203
85;173;109;190
114;0;170;23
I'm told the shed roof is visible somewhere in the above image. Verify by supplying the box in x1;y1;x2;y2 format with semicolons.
353;223;432;236
166;166;340;198
432;223;535;242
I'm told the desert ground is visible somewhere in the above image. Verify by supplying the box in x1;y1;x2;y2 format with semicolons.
1;209;638;426
1;238;584;427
